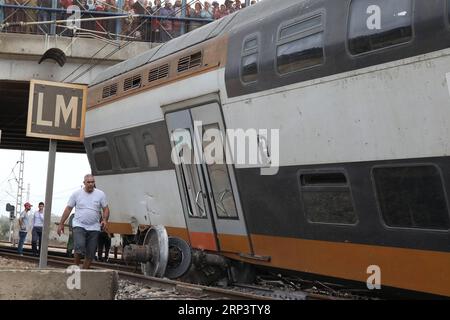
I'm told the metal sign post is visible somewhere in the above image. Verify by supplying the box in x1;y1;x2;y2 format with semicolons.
39;139;57;268
27;79;87;268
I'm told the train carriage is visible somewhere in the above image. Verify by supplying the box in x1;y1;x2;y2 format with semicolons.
86;0;450;297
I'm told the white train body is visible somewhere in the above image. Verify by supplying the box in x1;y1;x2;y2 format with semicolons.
85;0;450;297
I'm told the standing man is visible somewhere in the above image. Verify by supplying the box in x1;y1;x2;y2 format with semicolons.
17;202;32;255
66;213;75;257
57;174;109;269
97;217;112;262
31;202;44;256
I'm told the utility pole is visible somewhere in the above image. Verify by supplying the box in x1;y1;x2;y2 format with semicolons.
15;151;25;218
26;183;30;202
10;151;25;243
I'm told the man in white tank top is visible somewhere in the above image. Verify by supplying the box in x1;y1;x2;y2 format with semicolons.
57;174;110;269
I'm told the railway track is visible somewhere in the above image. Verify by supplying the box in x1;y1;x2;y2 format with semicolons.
0;245;343;300
0;240;125;264
0;245;137;272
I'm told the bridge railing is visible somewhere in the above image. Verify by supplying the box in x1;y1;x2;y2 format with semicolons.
0;3;214;43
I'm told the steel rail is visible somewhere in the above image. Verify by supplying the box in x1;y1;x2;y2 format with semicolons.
0;246;339;300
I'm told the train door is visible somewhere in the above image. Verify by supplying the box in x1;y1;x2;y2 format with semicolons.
166;109;218;251
166;102;252;255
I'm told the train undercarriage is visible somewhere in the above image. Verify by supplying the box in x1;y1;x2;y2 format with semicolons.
122;225;255;286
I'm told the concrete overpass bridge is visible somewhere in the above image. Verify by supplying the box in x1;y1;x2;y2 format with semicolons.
0;33;156;152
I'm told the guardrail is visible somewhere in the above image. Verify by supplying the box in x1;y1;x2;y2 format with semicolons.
0;3;214;43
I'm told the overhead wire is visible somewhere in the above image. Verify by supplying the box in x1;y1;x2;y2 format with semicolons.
0;162;19;186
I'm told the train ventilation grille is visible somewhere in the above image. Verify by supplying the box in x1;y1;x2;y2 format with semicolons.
177;52;202;73
102;83;118;99
123;74;142;91
148;64;169;83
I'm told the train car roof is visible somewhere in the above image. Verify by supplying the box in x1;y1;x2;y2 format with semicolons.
90;11;237;87
90;0;304;87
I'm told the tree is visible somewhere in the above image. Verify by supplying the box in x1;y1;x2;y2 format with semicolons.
0;216;11;241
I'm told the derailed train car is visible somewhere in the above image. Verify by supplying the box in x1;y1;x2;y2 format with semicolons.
85;0;450;297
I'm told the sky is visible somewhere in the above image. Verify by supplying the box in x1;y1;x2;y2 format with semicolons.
0;149;91;218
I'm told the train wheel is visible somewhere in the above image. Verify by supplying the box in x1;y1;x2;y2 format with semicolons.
165;237;192;279
140;225;169;277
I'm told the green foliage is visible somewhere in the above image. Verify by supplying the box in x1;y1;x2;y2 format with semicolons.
0;216;11;241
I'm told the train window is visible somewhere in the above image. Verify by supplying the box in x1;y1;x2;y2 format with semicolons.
179;162;196;218
280;15;322;39
348;0;413;55
202;124;238;219
373;166;450;230
142;131;159;168
241;54;258;83
244;38;258;51
276;14;324;74
448;0;450;25
145;145;158;168
91;140;112;172
241;35;259;83
114;134;140;169
300;172;357;225
179;146;207;218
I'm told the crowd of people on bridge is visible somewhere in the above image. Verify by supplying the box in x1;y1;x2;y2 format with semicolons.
0;0;259;42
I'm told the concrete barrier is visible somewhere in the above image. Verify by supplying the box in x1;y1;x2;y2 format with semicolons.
0;268;119;300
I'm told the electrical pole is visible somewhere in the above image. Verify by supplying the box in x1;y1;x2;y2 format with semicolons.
26;183;30;202
10;151;25;243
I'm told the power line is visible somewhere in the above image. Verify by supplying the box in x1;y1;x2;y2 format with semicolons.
0;161;20;186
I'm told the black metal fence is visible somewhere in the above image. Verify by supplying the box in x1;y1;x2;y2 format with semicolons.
0;2;217;43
